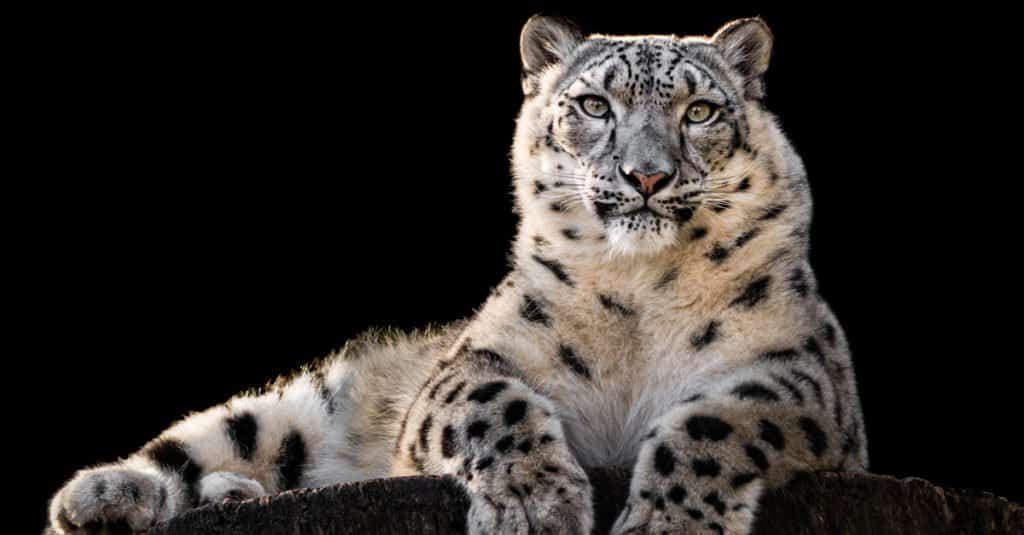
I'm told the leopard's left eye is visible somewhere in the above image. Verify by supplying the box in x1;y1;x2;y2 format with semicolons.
685;101;718;124
580;96;610;118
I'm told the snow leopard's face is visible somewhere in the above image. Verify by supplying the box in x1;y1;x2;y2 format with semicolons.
514;17;778;256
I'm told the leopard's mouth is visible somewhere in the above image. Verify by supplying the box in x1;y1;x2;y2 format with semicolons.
621;207;665;218
620;204;698;224
594;202;670;221
592;197;699;226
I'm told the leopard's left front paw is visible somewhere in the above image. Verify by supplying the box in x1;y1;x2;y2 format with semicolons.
611;438;762;535
611;482;760;535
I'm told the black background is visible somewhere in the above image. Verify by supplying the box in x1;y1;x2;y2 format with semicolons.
20;3;1021;531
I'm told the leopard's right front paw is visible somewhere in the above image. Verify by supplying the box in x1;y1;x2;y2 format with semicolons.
465;452;593;535
47;466;171;535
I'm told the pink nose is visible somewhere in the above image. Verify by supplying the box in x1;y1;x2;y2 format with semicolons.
630;170;670;196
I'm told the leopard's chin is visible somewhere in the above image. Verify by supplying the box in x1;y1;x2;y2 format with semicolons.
604;214;680;257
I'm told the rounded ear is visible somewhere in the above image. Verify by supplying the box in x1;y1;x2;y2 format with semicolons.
712;18;773;99
520;15;583;94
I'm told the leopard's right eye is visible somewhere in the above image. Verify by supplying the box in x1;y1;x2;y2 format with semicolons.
579;96;610;119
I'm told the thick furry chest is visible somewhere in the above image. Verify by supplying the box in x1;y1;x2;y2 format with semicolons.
545;300;714;467
474;264;792;467
555;372;692;467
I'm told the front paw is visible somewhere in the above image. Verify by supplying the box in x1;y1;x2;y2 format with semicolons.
612;482;760;535
612;494;702;535
466;449;593;535
47;466;171;534
611;440;761;535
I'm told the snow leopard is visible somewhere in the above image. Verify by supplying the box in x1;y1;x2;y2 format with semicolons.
47;16;867;535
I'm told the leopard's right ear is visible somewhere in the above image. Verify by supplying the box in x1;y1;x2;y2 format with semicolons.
520;15;583;95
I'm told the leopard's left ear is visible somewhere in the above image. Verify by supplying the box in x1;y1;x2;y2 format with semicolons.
520;15;583;95
712;18;773;99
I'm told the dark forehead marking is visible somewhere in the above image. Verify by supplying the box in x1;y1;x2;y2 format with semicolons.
558;37;738;104
555;38;664;96
582;51;616;72
581;39;627;70
690;44;745;95
602;65;619;91
667;46;688;67
681;61;736;105
553;40;617;94
684;70;699;95
576;77;596;90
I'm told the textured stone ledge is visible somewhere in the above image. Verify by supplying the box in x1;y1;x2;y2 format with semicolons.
150;469;1023;534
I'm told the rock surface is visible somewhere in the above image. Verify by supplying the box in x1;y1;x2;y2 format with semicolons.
150;469;1023;534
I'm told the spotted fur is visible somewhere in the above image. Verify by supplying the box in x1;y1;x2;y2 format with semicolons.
47;16;865;535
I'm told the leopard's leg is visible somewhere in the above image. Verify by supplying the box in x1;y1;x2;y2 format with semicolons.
612;360;853;535
46;367;336;534
54;331;431;535
394;350;593;535
45;325;457;535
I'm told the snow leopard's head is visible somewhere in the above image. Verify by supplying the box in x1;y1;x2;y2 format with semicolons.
513;16;803;257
